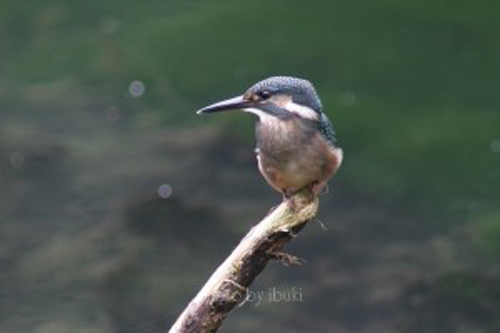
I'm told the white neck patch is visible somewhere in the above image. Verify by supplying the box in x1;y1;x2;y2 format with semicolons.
284;101;319;120
244;103;318;121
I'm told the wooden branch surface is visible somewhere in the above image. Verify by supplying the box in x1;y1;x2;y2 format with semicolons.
169;191;319;333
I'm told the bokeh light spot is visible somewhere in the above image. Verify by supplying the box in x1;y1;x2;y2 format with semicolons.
101;17;120;35
10;151;25;168
158;184;173;199
128;80;146;97
340;91;357;106
490;139;500;154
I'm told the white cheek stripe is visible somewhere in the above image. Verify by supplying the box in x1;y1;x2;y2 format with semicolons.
285;101;319;120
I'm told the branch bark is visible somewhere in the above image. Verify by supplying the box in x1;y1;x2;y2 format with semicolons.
168;190;319;333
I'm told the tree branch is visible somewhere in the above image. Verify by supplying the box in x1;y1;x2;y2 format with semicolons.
168;190;319;333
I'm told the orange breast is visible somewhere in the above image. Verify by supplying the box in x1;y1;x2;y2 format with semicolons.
256;129;342;195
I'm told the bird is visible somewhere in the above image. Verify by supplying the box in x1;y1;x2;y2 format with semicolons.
197;76;343;201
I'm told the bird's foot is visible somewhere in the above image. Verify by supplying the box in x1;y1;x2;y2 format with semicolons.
310;181;328;197
282;191;298;211
282;187;319;210
284;197;296;211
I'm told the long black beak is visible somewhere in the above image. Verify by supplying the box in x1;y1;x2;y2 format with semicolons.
197;95;255;115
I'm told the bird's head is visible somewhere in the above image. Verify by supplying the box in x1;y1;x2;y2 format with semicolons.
197;76;323;121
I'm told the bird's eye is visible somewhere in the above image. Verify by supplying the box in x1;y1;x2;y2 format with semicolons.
258;91;271;100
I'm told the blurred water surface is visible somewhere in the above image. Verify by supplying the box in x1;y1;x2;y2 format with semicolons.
1;1;499;332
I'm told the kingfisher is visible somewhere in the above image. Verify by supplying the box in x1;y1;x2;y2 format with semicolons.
197;76;343;201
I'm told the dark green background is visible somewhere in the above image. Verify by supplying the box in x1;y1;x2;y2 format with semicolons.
1;0;499;332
